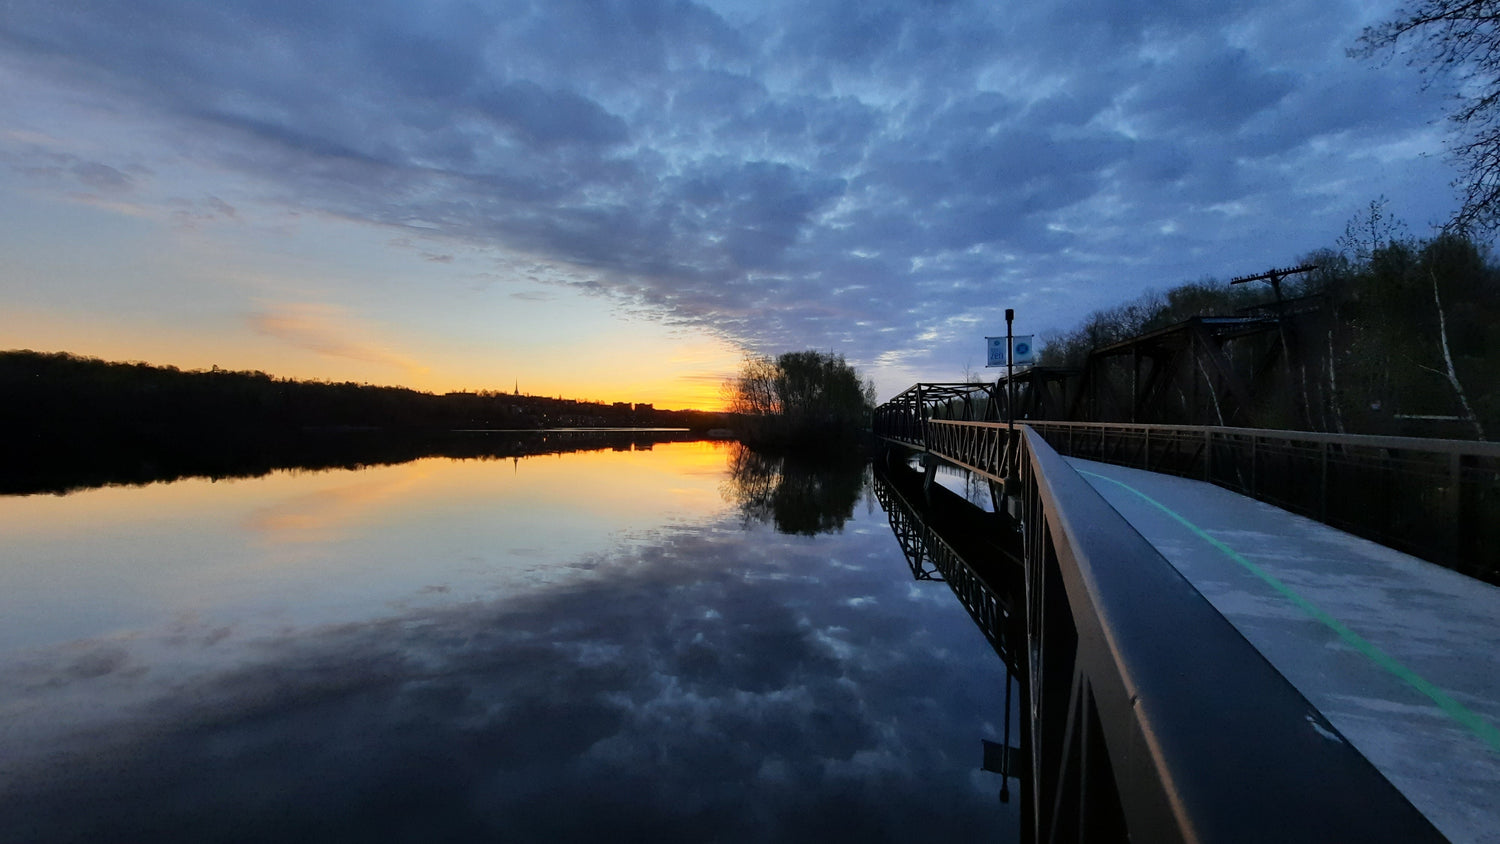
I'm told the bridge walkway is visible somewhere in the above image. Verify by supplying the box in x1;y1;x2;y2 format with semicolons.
1071;457;1500;844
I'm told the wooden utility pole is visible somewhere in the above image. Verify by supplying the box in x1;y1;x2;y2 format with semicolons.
1231;264;1316;427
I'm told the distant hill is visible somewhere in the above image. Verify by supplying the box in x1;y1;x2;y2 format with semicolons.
0;350;731;494
1;350;725;431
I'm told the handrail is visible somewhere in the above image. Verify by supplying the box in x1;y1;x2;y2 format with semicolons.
1017;427;1445;842
1027;418;1500;458
880;381;1500;459
1024;420;1500;583
874;386;1500;582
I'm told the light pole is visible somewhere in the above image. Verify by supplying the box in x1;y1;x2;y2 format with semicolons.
1005;308;1014;437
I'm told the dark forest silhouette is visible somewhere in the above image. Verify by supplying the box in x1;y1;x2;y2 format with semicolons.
1038;224;1500;438
1;351;728;495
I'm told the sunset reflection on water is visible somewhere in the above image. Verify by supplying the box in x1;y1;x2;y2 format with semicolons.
0;441;738;648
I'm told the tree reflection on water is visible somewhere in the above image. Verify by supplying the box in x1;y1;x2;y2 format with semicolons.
721;443;869;535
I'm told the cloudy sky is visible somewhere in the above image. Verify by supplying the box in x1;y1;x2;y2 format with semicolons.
0;0;1462;407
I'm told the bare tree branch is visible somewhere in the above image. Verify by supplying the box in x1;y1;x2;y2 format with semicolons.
1356;1;1500;230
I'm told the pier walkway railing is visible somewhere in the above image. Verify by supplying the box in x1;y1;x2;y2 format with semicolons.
872;383;1459;842
874;383;1500;583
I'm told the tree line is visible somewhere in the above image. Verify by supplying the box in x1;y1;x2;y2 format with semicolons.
1;350;726;433
0;351;730;493
1038;207;1499;438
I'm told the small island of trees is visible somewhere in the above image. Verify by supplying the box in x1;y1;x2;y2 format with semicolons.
723;350;877;446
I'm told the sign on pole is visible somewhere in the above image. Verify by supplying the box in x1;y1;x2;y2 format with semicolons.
985;335;1034;367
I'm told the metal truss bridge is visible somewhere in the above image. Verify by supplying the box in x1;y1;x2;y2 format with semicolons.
873;382;1500;843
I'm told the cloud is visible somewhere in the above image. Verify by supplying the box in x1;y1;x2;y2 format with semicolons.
0;0;1460;391
168;194;238;227
69;160;133;191
508;289;555;302
249;302;429;376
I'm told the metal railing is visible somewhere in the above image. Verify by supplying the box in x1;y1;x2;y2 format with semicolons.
1014;427;1446;842
1027;420;1500;585
874;383;1500;584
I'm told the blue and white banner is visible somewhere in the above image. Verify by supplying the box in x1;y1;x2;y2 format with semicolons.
985;335;1034;367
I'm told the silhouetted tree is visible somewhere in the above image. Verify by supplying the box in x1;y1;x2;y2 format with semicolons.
724;355;780;412
1338;195;1412;261
1356;3;1500;230
723;351;875;444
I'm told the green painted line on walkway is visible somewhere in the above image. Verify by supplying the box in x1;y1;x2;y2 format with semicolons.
1078;468;1500;756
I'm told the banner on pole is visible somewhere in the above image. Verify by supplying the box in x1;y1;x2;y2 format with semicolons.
985;335;1034;367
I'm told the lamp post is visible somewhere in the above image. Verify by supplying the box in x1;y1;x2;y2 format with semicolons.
1005;308;1014;437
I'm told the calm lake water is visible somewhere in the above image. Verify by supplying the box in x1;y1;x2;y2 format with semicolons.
0;439;1016;842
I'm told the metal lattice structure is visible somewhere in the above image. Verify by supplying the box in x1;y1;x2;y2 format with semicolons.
949;303;1343;431
872;460;1019;662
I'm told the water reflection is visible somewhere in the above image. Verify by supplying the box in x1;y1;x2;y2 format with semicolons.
872;460;1028;812
721;443;869;535
0;443;1014;842
871;459;1023;684
2;427;700;497
0;442;736;648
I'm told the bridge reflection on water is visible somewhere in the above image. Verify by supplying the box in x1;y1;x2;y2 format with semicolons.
873;457;1019;667
872;458;1028;806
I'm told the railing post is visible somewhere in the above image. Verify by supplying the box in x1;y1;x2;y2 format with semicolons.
916;385;930;450
1449;452;1465;565
1249;435;1258;497
1319;441;1329;522
1203;429;1213;482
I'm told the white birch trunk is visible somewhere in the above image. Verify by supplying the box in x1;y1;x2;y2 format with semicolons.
1431;272;1486;441
1326;327;1346;434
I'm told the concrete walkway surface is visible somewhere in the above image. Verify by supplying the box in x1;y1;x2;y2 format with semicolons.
1068;457;1500;844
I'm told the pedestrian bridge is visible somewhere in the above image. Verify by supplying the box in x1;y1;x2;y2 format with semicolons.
873;383;1500;843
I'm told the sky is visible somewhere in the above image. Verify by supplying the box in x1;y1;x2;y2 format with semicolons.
0;0;1466;409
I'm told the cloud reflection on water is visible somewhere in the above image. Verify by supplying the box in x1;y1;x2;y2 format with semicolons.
0;478;1013;841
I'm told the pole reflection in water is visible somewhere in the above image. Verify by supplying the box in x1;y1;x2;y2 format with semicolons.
872;456;1028;812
